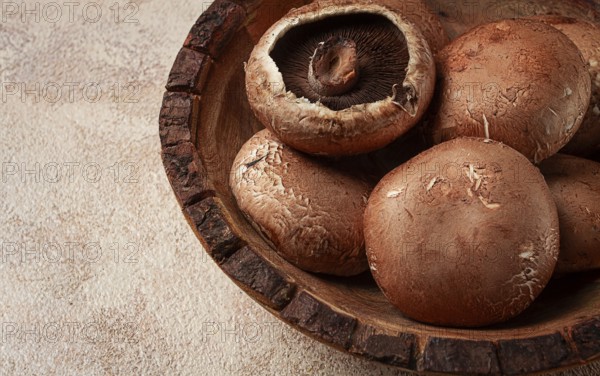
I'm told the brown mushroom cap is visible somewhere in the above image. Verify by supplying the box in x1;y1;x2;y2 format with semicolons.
540;154;600;275
427;19;592;163
364;138;560;327
230;129;373;276
245;0;438;156
528;16;600;157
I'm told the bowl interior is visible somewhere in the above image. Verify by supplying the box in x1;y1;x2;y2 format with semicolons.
193;0;600;343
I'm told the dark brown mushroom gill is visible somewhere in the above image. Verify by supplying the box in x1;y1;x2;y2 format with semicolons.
270;13;410;111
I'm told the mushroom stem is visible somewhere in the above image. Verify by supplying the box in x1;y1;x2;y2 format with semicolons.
308;36;360;97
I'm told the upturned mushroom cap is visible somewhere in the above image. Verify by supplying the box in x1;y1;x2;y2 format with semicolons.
245;0;438;156
529;16;600;157
230;129;372;276
427;19;592;163
364;138;560;327
540;154;600;275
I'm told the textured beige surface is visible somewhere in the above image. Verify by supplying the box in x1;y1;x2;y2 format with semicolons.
0;1;599;375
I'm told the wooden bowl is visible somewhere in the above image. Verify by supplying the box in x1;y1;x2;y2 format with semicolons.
160;0;600;374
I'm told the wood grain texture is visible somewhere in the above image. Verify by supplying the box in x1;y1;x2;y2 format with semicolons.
497;333;575;375
185;197;244;262
166;48;213;94
162;141;213;207
281;291;357;349
159;0;600;374
350;325;415;369
221;245;296;310
572;317;600;361
422;337;500;375
159;91;195;147
184;0;246;58
160;72;212;205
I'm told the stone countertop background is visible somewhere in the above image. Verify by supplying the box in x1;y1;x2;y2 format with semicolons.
0;1;598;375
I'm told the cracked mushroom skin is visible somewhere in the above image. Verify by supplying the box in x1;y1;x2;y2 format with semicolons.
540;154;600;275
245;0;437;156
529;16;600;157
427;19;591;163
230;129;372;276
364;138;560;327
